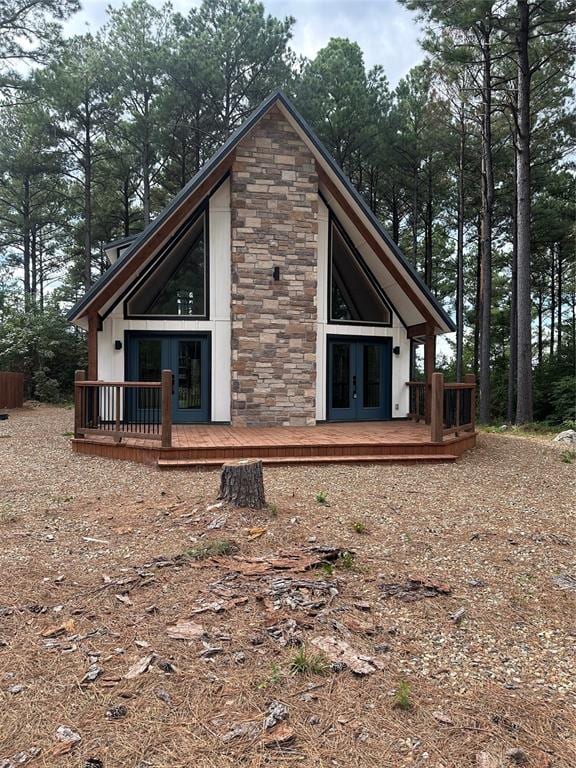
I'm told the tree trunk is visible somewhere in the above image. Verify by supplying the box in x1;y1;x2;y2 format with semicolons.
507;175;518;421
424;161;433;288
83;98;92;290
142;94;151;226
456;106;465;382
218;459;266;509
557;241;563;351
474;216;482;379
515;0;533;423
30;223;37;302
411;167;418;266
23;175;31;311
550;246;555;357
537;289;543;366
123;175;130;237
391;185;400;245
479;18;495;423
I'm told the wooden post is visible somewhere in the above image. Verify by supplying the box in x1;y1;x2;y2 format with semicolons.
114;385;122;443
430;372;444;443
161;369;172;448
424;328;436;423
465;373;476;431
74;370;85;438
218;459;266;509
87;314;99;380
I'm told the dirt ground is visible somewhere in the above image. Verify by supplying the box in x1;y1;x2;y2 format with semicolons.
0;405;574;768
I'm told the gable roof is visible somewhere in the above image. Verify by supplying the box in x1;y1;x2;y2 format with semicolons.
68;89;455;334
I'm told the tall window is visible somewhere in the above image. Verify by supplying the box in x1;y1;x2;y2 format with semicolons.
127;213;207;317
329;220;392;325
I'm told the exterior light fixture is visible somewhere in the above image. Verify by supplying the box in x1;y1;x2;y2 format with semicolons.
114;340;122;350
393;346;400;356
273;266;280;281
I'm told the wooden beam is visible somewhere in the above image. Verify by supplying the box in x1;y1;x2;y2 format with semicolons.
424;327;436;423
430;372;444;443
424;329;436;386
161;369;173;448
317;166;437;326
407;322;435;339
74;369;85;438
87;314;99;380
82;158;233;318
465;373;477;431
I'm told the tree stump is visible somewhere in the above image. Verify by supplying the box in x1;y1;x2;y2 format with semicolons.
217;459;266;509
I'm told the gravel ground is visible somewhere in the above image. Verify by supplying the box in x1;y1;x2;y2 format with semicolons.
0;404;574;768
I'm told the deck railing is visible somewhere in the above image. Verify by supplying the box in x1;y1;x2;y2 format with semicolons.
407;373;476;443
407;381;427;423
74;370;172;447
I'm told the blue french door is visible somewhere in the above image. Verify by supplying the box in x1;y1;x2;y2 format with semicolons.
327;337;391;421
127;334;210;423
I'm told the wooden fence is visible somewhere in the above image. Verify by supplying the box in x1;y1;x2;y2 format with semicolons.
74;370;172;447
0;372;24;408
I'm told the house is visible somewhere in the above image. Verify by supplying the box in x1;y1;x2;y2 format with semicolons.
68;90;476;466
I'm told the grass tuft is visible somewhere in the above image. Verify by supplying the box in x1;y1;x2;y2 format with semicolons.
184;539;235;560
392;680;413;711
256;662;284;689
337;551;355;570
267;502;278;517
351;519;367;534
289;647;328;675
560;449;575;464
315;491;328;505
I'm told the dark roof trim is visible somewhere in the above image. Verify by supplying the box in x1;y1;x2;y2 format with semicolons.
69;89;455;332
103;234;138;251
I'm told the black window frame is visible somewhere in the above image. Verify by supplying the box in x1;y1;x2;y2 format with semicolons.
123;203;210;321
327;210;393;328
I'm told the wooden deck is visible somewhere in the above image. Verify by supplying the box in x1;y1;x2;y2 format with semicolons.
71;420;477;468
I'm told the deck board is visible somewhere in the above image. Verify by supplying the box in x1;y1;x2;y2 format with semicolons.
72;421;477;467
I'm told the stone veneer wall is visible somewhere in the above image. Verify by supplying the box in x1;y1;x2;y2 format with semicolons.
230;105;318;427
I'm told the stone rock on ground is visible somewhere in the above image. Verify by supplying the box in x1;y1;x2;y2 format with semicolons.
552;429;576;444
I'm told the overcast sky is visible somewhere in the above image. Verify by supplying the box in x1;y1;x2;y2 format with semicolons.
65;0;425;87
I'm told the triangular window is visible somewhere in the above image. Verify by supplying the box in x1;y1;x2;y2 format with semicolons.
126;213;207;317
329;220;391;325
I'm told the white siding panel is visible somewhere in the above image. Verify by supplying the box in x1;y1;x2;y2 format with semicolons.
97;178;232;422
315;193;410;420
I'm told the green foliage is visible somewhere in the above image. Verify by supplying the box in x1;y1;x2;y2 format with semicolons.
560;449;575;465
256;662;284;689
288;647;328;675
351;520;367;534
0;299;86;401
337;551;355;570
320;562;334;577
184;538;235;560
392;680;413;711
315;491;328;505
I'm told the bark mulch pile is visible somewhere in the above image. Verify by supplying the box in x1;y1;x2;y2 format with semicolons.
0;405;574;767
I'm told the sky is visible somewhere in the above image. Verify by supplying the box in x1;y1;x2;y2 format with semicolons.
64;0;425;87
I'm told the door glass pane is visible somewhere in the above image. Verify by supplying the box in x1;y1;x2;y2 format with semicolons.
137;340;161;409
178;340;201;409
363;345;380;408
332;343;350;408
